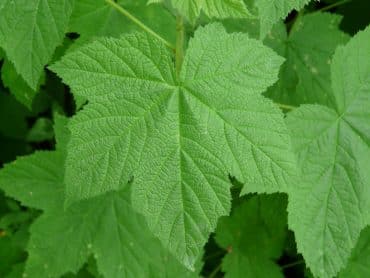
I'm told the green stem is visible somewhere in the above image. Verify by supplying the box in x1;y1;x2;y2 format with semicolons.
281;259;305;269
276;103;297;110
288;11;304;35
104;0;175;50
318;0;351;12
208;263;222;278
204;250;225;261
175;16;185;77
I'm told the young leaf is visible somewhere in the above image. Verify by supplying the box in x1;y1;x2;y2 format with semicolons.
265;13;349;107
286;26;370;278
215;194;287;277
149;0;251;24
51;23;297;268
0;0;74;89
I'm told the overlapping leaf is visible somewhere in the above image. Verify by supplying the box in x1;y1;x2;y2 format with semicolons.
148;0;251;24
51;23;297;268
70;0;176;47
339;226;370;277
286;26;370;278
0;0;74;89
255;0;311;38
1;59;45;109
26;187;201;278
265;13;349;107
216;194;287;277
0;119;200;278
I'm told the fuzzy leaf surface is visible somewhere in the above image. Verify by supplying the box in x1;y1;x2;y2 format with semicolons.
51;23;296;267
286;26;370;278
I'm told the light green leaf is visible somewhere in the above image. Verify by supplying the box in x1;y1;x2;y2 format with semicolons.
286;26;370;278
149;0;251;24
255;0;311;38
216;194;287;278
265;13;349;107
0;0;74;89
51;23;296;267
339;226;370;278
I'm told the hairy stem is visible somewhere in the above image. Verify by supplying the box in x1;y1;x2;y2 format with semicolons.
175;16;185;77
105;0;175;50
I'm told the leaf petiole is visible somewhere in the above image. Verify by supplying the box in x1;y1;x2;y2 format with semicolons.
276;103;297;110
317;0;351;12
104;0;175;50
175;16;185;76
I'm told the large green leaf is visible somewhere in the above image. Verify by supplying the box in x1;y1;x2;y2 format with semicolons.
215;194;287;277
51;23;296;268
286;26;370;278
0;0;74;89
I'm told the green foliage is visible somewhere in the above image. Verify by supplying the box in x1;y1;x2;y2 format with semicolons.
215;194;287;277
148;0;251;24
0;1;369;278
255;0;311;38
339;226;370;277
70;0;176;47
265;13;349;107
1;59;41;109
51;23;298;267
